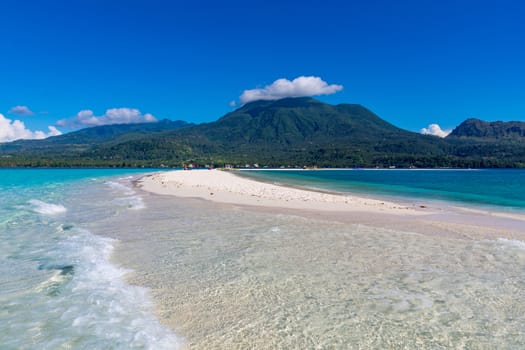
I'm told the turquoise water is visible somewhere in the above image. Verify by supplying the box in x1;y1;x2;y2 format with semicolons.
0;169;180;349
241;169;525;211
2;168;525;349
103;170;525;348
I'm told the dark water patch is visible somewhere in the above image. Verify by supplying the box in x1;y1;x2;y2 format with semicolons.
38;263;75;276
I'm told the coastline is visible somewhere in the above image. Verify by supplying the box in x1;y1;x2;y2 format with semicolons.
137;169;428;215
137;169;525;239
120;169;525;348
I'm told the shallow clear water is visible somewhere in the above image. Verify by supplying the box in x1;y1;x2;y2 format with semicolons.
103;180;525;349
2;169;525;349
241;169;525;211
0;169;181;349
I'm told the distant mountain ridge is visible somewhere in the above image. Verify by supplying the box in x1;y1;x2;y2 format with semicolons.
151;97;449;166
447;118;525;140
1;98;524;167
0;119;192;153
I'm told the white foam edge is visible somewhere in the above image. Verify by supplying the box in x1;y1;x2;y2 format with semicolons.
28;199;67;215
104;181;136;195
61;228;183;348
496;238;525;250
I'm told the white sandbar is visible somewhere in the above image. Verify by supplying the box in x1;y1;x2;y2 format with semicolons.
138;169;427;215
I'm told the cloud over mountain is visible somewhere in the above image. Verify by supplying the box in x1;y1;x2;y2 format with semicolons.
239;76;343;104
57;108;157;128
420;123;451;138
0;113;62;142
8;105;35;116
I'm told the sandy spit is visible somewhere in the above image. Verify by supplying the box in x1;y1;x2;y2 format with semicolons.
137;169;430;215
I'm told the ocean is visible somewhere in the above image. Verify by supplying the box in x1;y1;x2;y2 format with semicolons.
1;168;525;349
240;169;525;211
0;169;180;349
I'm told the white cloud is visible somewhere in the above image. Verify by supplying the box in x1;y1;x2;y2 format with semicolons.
0;113;62;142
57;107;157;128
420;123;452;138
239;76;343;104
8;105;35;116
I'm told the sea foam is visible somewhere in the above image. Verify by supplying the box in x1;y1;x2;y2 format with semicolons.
28;199;67;215
14;227;183;349
497;238;525;250
2;169;181;349
106;181;146;210
105;181;136;195
61;230;182;348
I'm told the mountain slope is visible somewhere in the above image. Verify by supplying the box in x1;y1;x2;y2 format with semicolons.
0;119;191;153
179;98;408;146
447;118;525;140
96;97;451;167
1;98;524;168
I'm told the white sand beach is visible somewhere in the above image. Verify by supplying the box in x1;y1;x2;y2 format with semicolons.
120;169;525;348
138;169;428;214
137;169;525;240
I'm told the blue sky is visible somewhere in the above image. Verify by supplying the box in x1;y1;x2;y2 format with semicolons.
1;0;524;141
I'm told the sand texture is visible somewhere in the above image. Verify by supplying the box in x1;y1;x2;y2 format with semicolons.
114;171;525;348
138;169;429;215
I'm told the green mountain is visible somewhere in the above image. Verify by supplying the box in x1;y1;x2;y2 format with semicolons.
1;119;191;151
1;98;524;168
0;119;192;166
447;118;525;140
443;118;525;167
141;97;450;167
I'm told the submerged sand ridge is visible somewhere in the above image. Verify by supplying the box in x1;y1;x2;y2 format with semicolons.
114;169;525;348
137;169;525;241
138;169;428;215
109;170;525;348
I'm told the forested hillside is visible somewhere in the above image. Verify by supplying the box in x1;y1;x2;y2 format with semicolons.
1;99;524;168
